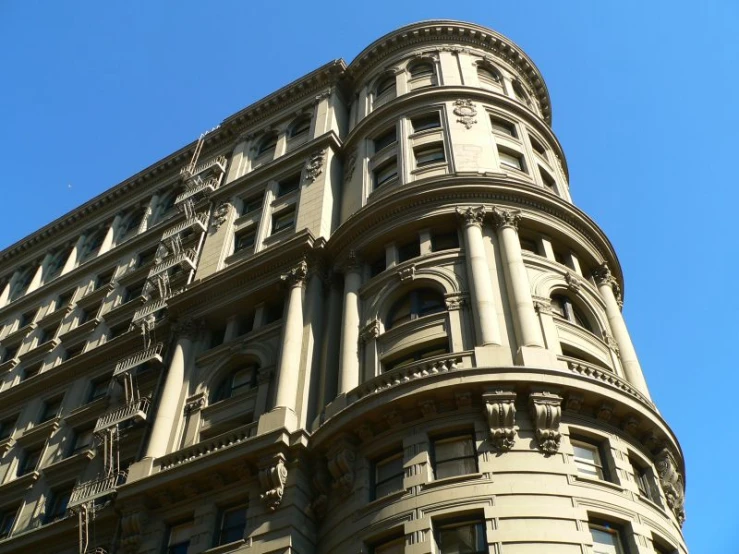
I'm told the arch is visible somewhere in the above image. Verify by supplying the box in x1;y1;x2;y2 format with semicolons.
288;114;312;139
381;283;446;331
476;63;502;89
408;60;435;79
119;207;146;237
256;132;278;156
550;292;595;333
43;247;71;282
374;73;397;98
204;347;270;405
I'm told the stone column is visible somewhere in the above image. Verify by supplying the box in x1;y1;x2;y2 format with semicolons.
27;253;53;293
140;193;160;233
61;234;87;275
492;207;545;349
338;253;362;394
274;261;308;411
456;207;502;346
99;213;123;254
0;272;19;307
143;319;195;460
317;276;342;410
300;254;326;425
592;263;651;400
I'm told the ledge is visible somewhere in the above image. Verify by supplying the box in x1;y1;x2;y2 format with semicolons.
420;471;485;490
64;396;110;426
0;471;40;503
17;418;60;447
0;436;15;456
572;474;626;494
356;488;408;518
18;338;60;366
1;322;36;346
41;449;95;483
56;317;100;345
203;539;246;554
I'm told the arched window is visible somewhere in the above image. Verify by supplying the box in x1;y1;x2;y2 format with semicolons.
512;80;532;107
212;364;258;403
386;288;445;330
477;65;502;88
409;61;435;79
288;115;311;139
82;228;106;260
551;294;594;333
44;248;70;282
121;208;145;237
257;133;278;157
375;74;396;99
8;267;33;301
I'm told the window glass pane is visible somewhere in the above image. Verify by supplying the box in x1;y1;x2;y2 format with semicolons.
478;66;501;86
290;117;310;138
491;117;516;137
376;455;403;483
219;506;247;544
410;62;434;78
235;230;256;252
499;150;524;170
431;231;459;252
415;145;445;167
591;527;622;554
374;537;405;554
278;175;301;197
387;297;412;328
435;437;474;462
530;136;546;155
272;209;295;233
374;160;398;188
374;128;397;152
240;196;263;215
437;521;486;554
376;76;396;96
411;113;441;133
434;436;477;479
397;240;420;263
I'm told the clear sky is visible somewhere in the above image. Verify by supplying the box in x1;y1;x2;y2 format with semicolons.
1;1;736;551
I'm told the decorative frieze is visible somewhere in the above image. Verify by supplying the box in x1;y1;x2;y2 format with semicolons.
529;391;562;455
259;454;288;512
655;448;686;525
482;390;518;452
564;392;584;413
453;99;478;129
455;391;472;408
184;394;206;414
356;423;374;442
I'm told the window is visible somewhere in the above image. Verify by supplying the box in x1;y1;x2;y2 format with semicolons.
44;249;68;282
0;506;17;539
65;342;85;361
212;366;257;403
386;288;445;330
19;309;36;328
373;453;404;499
22;363;42;381
375;75;396;99
1;344;19;363
40;397;62;423
264;299;284;324
373;159;398;190
372;536;405;554
87;378;109;402
384;342;450;371
69;428;94;456
370;254;386;277
571;438;606;480
108;321;130;339
277;174;301;197
540;168;557;193
83;229;106;260
137;247;157;268
630;457;656;501
167;521;193;554
44;487;72;523
0;416;18;440
431;231;459;252
435;518;487;554
519;237;539;255
590;522;626;554
652;536;677;554
122;209;145;236
554;250;571;268
498;148;526;172
397;240;420;263
373;127;397;153
56;290;75;311
18;447;42;476
256;133;278;157
512;80;532;106
288;116;311;139
216;505;247;545
411;112;441;133
414;144;445;168
240;195;263;216
478;65;502;88
432;434;477;479
37;326;53;345
271;208;295;234
490;116;517;137
96;268;116;290
234;229;257;254
124;281;146;304
551;294;593;332
237;312;254;336
530;135;546;156
409;61;435;79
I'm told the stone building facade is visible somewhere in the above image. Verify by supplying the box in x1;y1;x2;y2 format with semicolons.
0;20;687;554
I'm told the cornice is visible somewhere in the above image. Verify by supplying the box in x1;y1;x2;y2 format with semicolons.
345;20;551;124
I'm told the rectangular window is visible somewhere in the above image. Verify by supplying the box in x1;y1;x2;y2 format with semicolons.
590;522;626;554
96;269;116;289
435;518;487;554
237;312;255;336
44;487;72;523
630;457;656;501
498;148;526;172
397;240;420;263
234;229;257;254
652;536;677;554
411;112;441;133
38;326;53;345
40;397;63;423
414;144;446;168
373;453;404;499
373;159;398;190
271;208;296;234
572;438;606;480
240;194;263;216
519;237;539;255
167;521;193;554
22;362;42;381
2;344;19;363
0;416;18;440
88;378;109;402
264;299;284;324
277;175;301;197
373;127;397;153
137;247;157;268
530;135;547;156
124;281;146;304
372;536;405;554
57;290;75;311
108;321;129;339
490;115;517;137
69;428;94;456
65;342;85;361
431;231;459;252
18;447;42;476
432;434;477;480
370;254;386;277
0;506;17;539
216;505;247;545
540;167;557;192
19;309;36;328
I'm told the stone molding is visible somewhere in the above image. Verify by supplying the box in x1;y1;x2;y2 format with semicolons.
529;391;562;455
483;390;518;452
259;453;288;512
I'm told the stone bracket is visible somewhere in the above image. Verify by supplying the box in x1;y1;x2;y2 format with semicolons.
482;389;518;452
258;453;288;512
529;391;562;455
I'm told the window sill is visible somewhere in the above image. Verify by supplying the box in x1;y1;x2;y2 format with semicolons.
17;417;60;447
409;127;443;139
636;492;666;513
573;474;625;493
361;488;408;515
411;162;447;174
203;539;246;554
421;472;484;490
263;226;295;245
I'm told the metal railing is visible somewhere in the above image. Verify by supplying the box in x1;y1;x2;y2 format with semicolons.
113;343;163;377
158;421;258;471
161;212;208;240
147;248;196;279
67;472;125;510
179;155;226;179
132;297;168;323
94;398;150;433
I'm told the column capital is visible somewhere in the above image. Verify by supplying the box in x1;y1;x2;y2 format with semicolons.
491;207;522;230
592;262;623;306
456;206;486;227
172;317;198;341
281;260;308;287
339;249;362;273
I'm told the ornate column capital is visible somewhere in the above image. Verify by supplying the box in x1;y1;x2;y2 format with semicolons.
339;249;362;274
482;389;518;452
444;292;468;311
529;391;562;455
592;262;623;307
258;453;288;512
532;295;552;315
491;207;522;230
359;319;381;343
456;206;486;227
184;393;206;414
172;317;198;341
281;260;308;288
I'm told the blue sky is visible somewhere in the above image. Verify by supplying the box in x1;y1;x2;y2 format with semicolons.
1;1;736;551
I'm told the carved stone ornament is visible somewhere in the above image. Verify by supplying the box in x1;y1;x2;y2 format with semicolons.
419;399;438;417
173;317;198;341
257;367;273;385
356;423;374;442
398;265;415;282
385;409;403;427
259;454;288;512
532;296;552;315
308;463;331;519
602;331;620;354
654;448;686;525
327;436;357;496
565;272;582;293
314;88;332;103
621;415;640;435
483;390;518;452
529;391;563;455
211;202;231;231
456;205;486;227
455;391;472;408
343;148;357;184
281;260;308;287
565;393;584;413
359;319;381;343
596;402;614;423
444;292;467;311
453;99;478;129
342;249;362;272
492;207;522;230
185;394;206;414
593;263;624;308
304;149;326;183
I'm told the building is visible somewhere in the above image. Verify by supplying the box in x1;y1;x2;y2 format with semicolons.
0;19;687;554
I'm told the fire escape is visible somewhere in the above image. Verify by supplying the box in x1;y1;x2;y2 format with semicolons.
67;129;225;553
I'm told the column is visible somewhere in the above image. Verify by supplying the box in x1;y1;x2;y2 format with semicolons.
300;260;326;425
274;261;307;411
456;207;502;346
593;263;651;400
338;253;362;394
317;276;342;410
61;234;87;275
492;207;545;349
26;253;53;293
0;271;19;307
140;193;160;233
144;320;195;459
99;213;123;254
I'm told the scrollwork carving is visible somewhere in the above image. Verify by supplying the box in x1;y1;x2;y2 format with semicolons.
492;207;521;230
259;454;288;511
211;202;231;231
343;148;357;183
453;99;478;129
327;435;357;496
529;391;562;455
304;149;326;183
483;390;518;452
456;206;486;227
655;448;686;525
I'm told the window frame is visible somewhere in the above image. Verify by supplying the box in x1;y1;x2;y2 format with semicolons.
589;520;627;554
0;506;18;539
166;520;194;554
497;147;526;172
550;294;594;333
215;504;248;546
372;158;399;190
413;143;446;169
18;447;42;476
372;451;405;500
410;112;442;134
434;516;487;554
490;115;518;138
385;287;445;330
271;207;296;235
212;365;258;403
233;228;257;255
477;64;502;88
39;396;63;423
431;433;478;481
